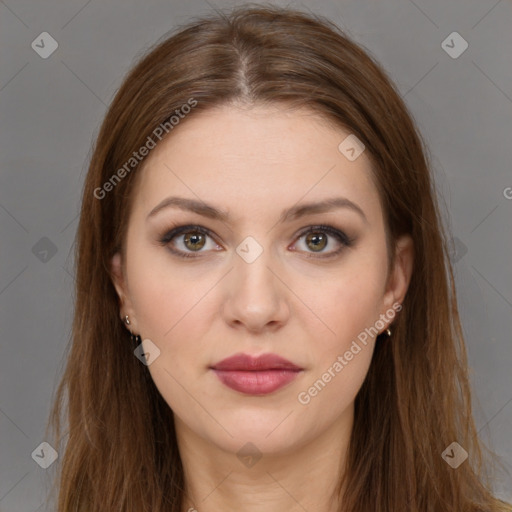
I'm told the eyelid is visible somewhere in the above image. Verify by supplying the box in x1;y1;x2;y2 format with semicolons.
295;224;353;246
159;224;215;244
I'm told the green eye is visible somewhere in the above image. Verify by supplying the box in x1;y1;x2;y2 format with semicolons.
159;225;218;259
159;223;354;260
183;232;207;251
304;231;328;252
294;225;354;258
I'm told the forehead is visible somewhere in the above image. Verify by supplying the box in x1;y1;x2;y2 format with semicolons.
131;104;381;223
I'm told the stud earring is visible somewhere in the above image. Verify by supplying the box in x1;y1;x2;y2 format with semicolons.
124;315;130;325
385;328;392;337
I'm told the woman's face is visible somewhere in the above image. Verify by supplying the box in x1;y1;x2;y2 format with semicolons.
111;104;413;457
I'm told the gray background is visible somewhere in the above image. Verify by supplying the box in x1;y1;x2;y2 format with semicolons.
1;0;511;509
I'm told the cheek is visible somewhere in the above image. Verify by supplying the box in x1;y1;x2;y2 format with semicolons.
130;272;181;338
126;259;211;417
125;247;220;385
296;251;386;401
306;259;386;349
126;240;204;339
295;278;382;419
297;342;374;428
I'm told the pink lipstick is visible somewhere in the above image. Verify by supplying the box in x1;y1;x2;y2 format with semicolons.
210;353;303;395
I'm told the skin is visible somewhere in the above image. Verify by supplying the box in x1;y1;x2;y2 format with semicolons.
110;103;414;512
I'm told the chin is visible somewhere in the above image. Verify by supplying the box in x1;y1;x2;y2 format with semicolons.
202;412;308;455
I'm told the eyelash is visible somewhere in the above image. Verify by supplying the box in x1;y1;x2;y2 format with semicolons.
158;223;355;260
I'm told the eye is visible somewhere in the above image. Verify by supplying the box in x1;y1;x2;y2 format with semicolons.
158;224;221;259
158;223;355;260
292;225;354;258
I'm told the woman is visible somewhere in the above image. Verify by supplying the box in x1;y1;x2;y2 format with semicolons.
46;5;511;511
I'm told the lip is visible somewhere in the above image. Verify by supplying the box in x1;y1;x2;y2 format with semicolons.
210;353;303;395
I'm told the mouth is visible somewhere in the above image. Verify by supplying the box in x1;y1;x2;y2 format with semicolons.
210;353;303;395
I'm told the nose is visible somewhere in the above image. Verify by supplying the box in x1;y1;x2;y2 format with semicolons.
221;248;290;334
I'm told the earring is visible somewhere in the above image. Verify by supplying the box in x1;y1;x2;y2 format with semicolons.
385;327;392;337
124;315;130;325
130;332;141;344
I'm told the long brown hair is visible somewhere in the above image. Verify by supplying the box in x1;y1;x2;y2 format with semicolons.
46;5;511;511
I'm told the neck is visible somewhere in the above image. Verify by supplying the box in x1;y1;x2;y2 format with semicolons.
176;409;352;512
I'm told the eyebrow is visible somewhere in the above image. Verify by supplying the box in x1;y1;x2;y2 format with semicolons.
146;196;368;224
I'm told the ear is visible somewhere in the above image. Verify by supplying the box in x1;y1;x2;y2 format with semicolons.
382;234;414;314
110;252;139;332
